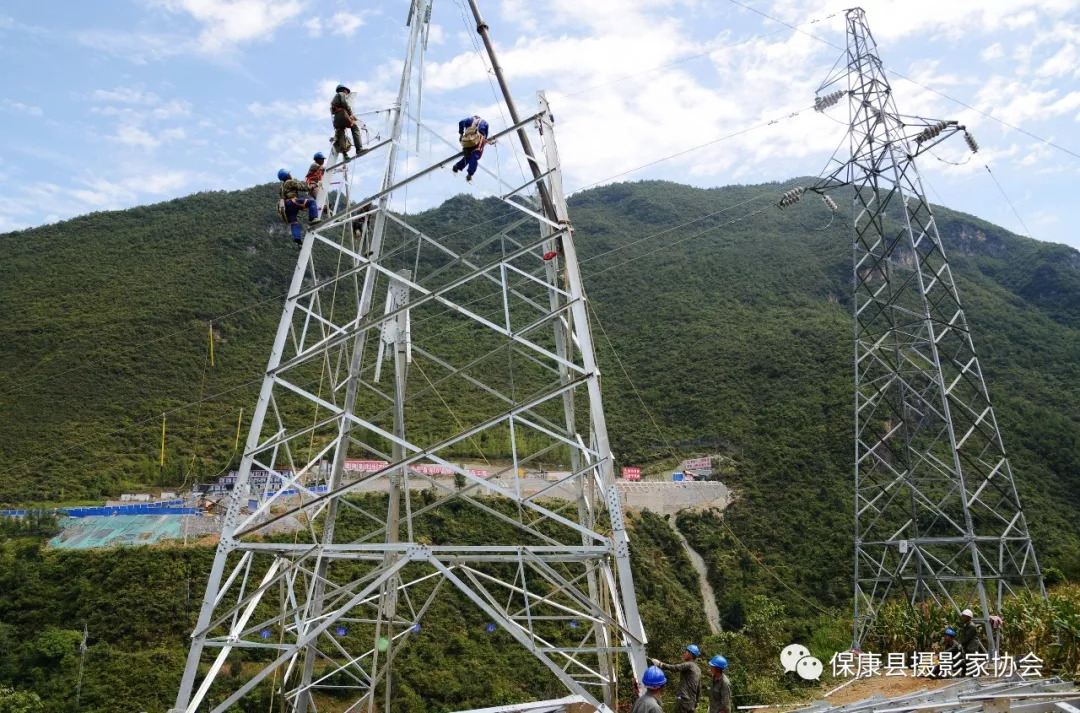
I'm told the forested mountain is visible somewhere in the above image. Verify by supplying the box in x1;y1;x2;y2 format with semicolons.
1;178;1079;591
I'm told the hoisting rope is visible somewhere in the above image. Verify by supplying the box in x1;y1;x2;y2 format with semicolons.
234;407;244;451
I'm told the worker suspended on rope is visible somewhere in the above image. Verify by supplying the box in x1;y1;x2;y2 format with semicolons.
276;169;321;246
331;84;364;159
305;152;326;199
452;115;490;182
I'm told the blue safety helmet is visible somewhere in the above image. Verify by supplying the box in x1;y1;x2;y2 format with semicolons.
313;152;325;161
944;628;956;637
336;84;350;93
277;169;290;181
642;665;667;689
709;655;728;670
686;644;701;657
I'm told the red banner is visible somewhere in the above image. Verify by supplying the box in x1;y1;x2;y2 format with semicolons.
621;466;642;481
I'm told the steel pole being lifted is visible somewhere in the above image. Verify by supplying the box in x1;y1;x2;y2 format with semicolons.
465;0;558;223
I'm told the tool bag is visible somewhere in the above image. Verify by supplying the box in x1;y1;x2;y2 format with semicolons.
460;123;482;149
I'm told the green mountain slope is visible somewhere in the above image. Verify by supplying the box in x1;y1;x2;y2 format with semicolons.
0;507;723;713
1;178;1079;599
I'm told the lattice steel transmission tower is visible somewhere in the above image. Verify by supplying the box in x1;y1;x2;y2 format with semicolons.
787;7;1044;651
170;2;648;712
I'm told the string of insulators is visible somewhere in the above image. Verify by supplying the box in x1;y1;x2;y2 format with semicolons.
778;187;806;208
915;121;950;143
964;132;979;153
822;195;839;213
814;90;845;112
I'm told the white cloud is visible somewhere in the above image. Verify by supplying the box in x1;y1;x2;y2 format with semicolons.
76;29;190;63
137;171;191;194
980;43;1004;61
91;88;157;104
113;125;161;149
773;0;1080;43
1035;42;1079;77
975;76;1080;125
331;11;367;37
1;99;43;117
5;0;1077;248
152;99;193;119
156;0;304;53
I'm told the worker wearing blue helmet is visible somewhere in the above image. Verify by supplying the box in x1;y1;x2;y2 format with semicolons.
305;152;327;199
276;169;321;246
708;655;731;713
933;628;963;678
631;665;666;713
651;644;701;713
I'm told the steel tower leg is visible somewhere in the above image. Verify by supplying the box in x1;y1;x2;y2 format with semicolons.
172;2;647;711
800;7;1044;652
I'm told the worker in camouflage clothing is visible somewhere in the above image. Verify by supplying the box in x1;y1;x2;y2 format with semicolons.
276;169;320;246
631;666;667;713
330;84;363;158
958;609;985;655
707;655;732;713
652;644;701;713
932;628;963;678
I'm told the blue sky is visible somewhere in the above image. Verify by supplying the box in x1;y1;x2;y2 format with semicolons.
1;0;1078;246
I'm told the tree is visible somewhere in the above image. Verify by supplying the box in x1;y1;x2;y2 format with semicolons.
0;686;45;713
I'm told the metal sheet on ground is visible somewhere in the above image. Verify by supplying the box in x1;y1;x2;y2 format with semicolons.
49;515;186;549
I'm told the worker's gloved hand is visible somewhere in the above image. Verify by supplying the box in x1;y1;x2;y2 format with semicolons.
650;658;661;667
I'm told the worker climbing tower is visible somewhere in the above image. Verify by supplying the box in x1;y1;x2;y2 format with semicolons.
790;8;1044;650
171;2;647;712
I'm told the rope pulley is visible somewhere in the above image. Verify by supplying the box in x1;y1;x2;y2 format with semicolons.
778;186;806;208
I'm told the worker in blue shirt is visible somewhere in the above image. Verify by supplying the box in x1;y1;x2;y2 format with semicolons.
452;115;490;182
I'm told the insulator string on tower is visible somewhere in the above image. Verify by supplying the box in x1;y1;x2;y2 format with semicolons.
778;186;806;208
915;120;951;143
814;90;846;112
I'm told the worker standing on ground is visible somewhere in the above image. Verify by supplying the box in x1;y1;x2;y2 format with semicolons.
631;665;667;713
707;655;732;713
651;644;701;713
305;152;326;199
452;115;489;182
331;84;364;159
958;609;985;656
276;169;321;246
